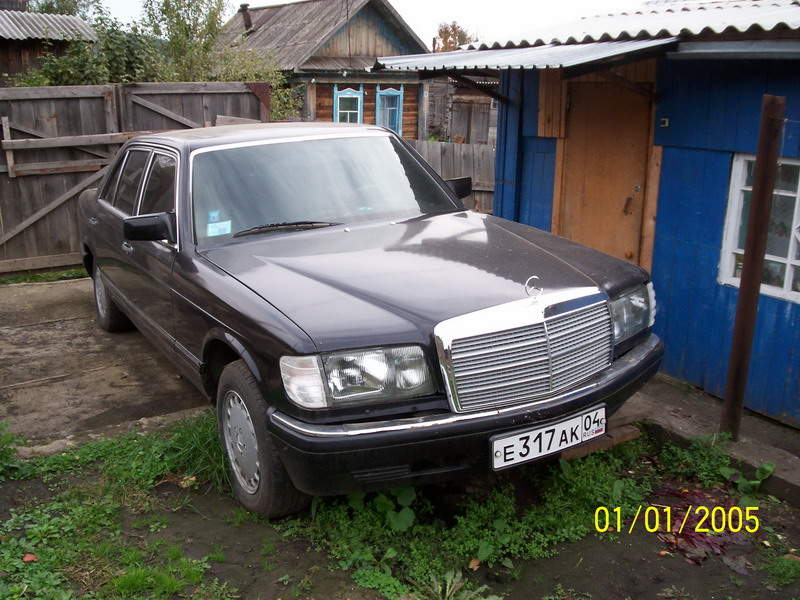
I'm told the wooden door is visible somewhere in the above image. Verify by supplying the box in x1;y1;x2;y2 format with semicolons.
560;82;651;263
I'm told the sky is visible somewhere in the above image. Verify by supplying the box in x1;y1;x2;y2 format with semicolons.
102;0;645;47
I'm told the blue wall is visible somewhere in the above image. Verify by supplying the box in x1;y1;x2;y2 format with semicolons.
495;59;800;424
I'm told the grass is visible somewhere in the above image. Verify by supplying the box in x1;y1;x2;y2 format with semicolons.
0;267;87;285
0;415;791;599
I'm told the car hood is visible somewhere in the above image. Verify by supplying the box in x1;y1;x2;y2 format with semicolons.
201;211;647;352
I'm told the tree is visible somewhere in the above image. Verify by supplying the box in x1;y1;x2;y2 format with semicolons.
434;21;475;52
29;0;97;18
141;0;225;81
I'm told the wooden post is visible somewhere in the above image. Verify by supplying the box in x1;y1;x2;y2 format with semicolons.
720;94;785;439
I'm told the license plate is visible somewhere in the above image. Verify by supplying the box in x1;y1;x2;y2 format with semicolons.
491;405;606;470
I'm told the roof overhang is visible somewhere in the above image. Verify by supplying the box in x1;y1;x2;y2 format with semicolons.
668;40;800;60
375;37;678;73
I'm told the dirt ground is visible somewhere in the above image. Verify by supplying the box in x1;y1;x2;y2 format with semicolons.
0;278;205;444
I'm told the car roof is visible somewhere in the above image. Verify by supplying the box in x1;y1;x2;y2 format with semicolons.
132;122;390;152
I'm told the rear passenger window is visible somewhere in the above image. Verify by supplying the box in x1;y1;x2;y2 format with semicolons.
113;150;149;215
100;156;124;201
139;154;177;215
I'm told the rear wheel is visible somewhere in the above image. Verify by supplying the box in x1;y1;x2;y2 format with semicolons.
92;265;132;332
217;359;309;518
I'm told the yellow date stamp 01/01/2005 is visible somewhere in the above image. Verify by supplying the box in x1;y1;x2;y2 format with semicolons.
594;505;761;534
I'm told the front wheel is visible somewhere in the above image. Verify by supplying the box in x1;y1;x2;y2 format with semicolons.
217;359;309;518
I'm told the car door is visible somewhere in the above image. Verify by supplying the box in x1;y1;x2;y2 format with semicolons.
95;147;151;300
123;150;179;344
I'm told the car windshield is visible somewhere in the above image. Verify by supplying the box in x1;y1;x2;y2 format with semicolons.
191;134;458;246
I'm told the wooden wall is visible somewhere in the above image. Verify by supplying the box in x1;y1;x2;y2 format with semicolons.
315;2;418;58
0;40;68;86
315;82;419;140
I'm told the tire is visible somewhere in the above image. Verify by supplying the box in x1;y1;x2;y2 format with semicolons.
217;359;309;518
92;264;132;332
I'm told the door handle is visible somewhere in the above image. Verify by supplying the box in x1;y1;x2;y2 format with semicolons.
121;241;134;254
88;216;99;226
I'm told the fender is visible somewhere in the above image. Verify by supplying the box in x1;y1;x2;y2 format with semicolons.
201;327;265;387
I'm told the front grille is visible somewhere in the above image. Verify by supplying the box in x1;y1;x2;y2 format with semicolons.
448;301;612;412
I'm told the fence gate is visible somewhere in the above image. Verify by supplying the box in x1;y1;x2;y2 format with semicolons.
0;82;271;274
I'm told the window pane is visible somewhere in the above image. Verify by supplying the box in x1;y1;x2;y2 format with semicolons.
139;154;176;215
736;191;795;257
100;158;124;200
732;253;787;287
382;95;399;109
114;150;149;215
339;97;358;111
744;160;799;193
793;266;800;292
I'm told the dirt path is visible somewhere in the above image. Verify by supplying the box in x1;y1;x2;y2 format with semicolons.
0;279;205;443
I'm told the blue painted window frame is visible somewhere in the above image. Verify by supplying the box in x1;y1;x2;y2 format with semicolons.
333;84;364;124
375;85;404;135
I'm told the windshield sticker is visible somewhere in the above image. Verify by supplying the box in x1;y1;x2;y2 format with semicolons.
208;209;221;223
207;220;231;236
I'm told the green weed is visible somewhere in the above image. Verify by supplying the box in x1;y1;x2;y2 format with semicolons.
191;578;241;599
764;555;800;586
659;434;731;486
542;584;592;600
0;268;87;285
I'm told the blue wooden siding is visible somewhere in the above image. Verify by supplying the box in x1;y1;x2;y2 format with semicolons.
494;70;557;229
494;59;800;424
653;59;800;424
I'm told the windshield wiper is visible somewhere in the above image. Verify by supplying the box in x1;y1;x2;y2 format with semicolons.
233;221;341;238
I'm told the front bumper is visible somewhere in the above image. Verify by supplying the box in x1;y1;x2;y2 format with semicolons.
268;334;663;495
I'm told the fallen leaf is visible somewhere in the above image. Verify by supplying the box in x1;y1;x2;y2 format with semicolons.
762;540;771;547
721;554;751;576
468;559;480;571
178;475;197;489
658;550;670;556
22;554;37;563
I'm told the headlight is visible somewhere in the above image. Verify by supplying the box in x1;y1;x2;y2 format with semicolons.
609;283;656;344
279;345;434;409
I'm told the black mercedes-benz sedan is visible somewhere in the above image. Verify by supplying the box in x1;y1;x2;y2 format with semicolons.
78;122;663;517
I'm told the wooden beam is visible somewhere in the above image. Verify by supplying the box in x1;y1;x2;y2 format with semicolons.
443;72;510;104
1;116;16;178
550;137;566;234
0;170;106;247
594;70;655;100
215;115;260;126
130;95;202;129
8;121;109;159
0;85;114;100
11;158;109;177
0;252;83;274
2;131;152;151
245;82;272;122
124;82;251;94
638;145;662;271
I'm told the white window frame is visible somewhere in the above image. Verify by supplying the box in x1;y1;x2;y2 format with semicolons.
333;84;364;124
719;153;800;302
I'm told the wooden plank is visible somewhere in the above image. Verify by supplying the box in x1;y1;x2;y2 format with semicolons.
130;95;201;129
7;121;109;158
1;116;16;178
0;252;82;274
0;169;105;247
550;137;566;234
103;88;119;133
126;82;251;95
0;85;113;100
2;130;151;150
11;158;109;177
638;145;662;271
215;115;260;126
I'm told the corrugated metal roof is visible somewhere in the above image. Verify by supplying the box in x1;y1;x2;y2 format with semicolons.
217;0;427;71
377;38;677;71
0;9;96;41
466;0;800;50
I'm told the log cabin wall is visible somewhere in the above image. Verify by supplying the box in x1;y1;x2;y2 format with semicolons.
314;82;419;140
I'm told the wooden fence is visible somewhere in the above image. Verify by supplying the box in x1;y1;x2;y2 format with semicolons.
411;140;495;213
0;82;271;274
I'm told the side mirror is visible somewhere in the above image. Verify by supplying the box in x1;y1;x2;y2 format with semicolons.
446;176;472;200
123;212;176;244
